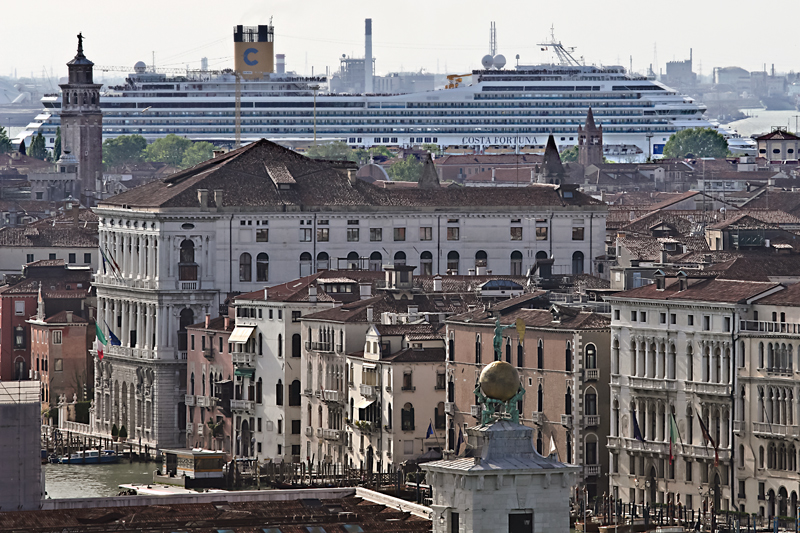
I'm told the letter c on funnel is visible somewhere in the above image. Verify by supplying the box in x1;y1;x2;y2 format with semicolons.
244;48;259;66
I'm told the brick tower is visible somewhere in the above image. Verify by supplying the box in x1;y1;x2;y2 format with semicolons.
59;33;102;206
577;107;603;167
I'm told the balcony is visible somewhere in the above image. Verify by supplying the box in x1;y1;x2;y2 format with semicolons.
335;344;344;353
444;402;454;415
585;368;599;381
184;394;196;406
323;429;341;441
323;390;343;403
179;281;199;290
530;412;544;425
629;376;677;391
232;352;256;365
230;399;254;412
304;388;314;397
740;320;800;335
610;374;621;386
305;426;313;437
316;428;323;438
561;414;573;427
309;341;333;353
606;436;621;449
186;422;193;434
584;415;600;428
470;405;482;418
359;384;376;398
684;381;731;396
197;424;204;437
753;422;800;438
196;396;213;408
733;420;744;434
585;464;601;477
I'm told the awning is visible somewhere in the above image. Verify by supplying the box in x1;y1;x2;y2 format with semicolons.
229;326;255;344
354;398;375;410
234;367;255;378
362;363;377;370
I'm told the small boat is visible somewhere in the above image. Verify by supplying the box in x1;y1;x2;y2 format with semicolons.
57;449;119;464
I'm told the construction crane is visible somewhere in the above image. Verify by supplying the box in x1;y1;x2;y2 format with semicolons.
445;73;473;90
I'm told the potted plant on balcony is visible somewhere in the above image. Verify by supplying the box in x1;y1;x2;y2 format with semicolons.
111;424;119;442
118;425;128;442
207;420;224;439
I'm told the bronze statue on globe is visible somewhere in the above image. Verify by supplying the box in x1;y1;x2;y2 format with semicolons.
474;318;526;425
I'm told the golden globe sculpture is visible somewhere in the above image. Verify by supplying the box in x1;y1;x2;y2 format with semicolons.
479;361;520;402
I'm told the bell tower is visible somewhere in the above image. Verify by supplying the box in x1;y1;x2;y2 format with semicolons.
578;107;603;167
59;33;103;206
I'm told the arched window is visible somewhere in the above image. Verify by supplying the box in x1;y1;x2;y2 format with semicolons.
686;344;694;381
510;251;523;276
178;308;194;351
537;339;544;369
448;334;455;363
369;251;382;271
239;253;252;282
759;445;765;468
537;385;543;412
566;433;573;463
612;338;619;374
256;253;269;281
517;342;524;368
475;334;482;364
299;252;312;277
739;341;746;368
289;379;301;406
585;388;597;416
292;334;301;358
394;251;406;265
759;342;764;368
435;402;445;430
401;403;415;431
420;251;433;275
256;377;263;404
347;251;359;269
387;403;393;429
276;380;283;406
447;251;460;274
475;250;487;269
585;344;597;369
572;251;584;275
179;240;197;280
613;400;620;436
316;252;329;271
565;387;572;415
668;344;677;380
565;342;573;372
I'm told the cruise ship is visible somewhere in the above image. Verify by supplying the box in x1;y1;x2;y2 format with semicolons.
20;29;712;161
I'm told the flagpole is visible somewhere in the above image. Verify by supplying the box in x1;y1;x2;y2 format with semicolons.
429;418;442;453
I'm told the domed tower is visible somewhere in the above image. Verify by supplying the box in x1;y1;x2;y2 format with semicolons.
577;107;603;167
59;33;102;206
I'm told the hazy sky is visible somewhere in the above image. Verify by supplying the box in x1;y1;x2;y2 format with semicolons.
3;0;798;81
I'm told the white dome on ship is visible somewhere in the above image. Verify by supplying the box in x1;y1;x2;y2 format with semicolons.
493;54;506;69
481;55;494;70
133;61;147;74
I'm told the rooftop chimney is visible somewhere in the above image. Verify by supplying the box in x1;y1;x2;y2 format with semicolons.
433;275;443;292
213;189;223;208
366;306;374;322
309;284;317;303
359;282;372;300
65;311;73;323
263;287;268;300
348;168;357;185
491;168;496;182
224;316;230;329
197;189;209;208
364;19;373;93
205;314;210;329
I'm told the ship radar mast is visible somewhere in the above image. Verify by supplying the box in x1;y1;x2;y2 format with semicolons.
537;25;583;67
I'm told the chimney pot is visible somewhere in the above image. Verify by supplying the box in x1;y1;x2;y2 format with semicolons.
224;316;230;329
197;189;209;208
347;169;357;185
366;306;374;322
66;311;73;322
205;314;210;329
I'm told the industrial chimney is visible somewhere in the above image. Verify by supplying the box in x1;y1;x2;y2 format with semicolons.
364;19;373;93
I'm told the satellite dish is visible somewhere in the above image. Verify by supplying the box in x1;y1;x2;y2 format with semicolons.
133;61;147;74
481;55;494;70
493;55;506;69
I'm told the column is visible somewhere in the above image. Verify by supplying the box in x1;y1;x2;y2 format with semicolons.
136;236;144;279
644;342;652;378
165;304;173;348
637;342;645;377
136;302;144;349
147;304;155;351
154;239;159;281
122;301;129;347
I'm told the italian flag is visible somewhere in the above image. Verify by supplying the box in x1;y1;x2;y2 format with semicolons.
95;322;107;360
668;412;680;464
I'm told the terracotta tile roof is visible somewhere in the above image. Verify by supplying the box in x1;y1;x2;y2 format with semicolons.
715;254;800;282
742;190;800;215
383;346;446;363
447;306;610;330
0;225;97;248
187;315;235;332
99;139;602;210
618;234;708;261
43;310;89;324
757;282;800;306
464;167;537;184
756;130;800;141
374;323;442;339
435;154;543;166
609;277;781;303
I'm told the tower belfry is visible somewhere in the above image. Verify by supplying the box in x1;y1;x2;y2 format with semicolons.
578;107;603;167
59;33;103;206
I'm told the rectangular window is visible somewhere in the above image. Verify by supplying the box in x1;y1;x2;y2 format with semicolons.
724;317;731;332
639;311;646;322
660;312;666;324
347;228;359;242
446;227;459;241
83;253;91;264
278;310;282;320
688;315;694;326
670;313;676;324
277;419;283;434
316;228;329;242
291;444;301;456
49;253;56;260
703;316;710;331
394;227;406;241
347;219;359;225
419;227;433;241
269;309;273;319
256;229;269;242
26;253;34;263
300;228;312;242
67;253;76;264
277;444;282;455
14;301;25;316
291;420;301;434
292;311;301;323
257;442;262;453
685;460;693;481
191;334;195;350
54;358;63;372
572;227;585;240
536;227;548;241
52;330;62;345
370;228;382;241
510;227;522;241
630;311;637;321
614;309;620;320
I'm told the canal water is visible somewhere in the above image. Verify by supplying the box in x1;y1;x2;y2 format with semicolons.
44;462;156;499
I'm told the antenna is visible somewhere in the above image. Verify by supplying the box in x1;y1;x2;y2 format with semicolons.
490;22;497;57
653;43;658;80
537;26;581;67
